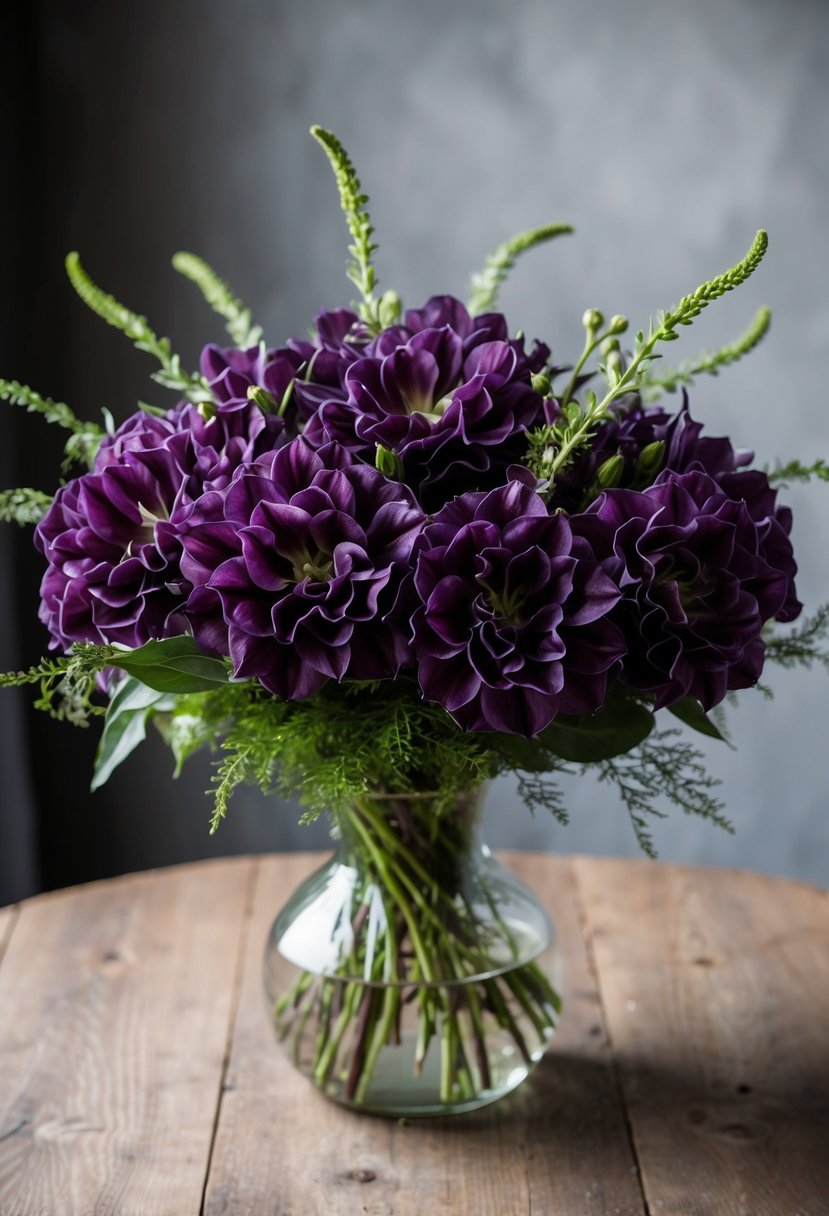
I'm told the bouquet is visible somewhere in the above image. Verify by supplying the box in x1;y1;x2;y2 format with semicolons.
2;127;826;1113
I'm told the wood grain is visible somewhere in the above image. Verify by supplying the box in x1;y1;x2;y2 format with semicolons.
574;858;829;1216
0;857;254;1216
202;852;646;1216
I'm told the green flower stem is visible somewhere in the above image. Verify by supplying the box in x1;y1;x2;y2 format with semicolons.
272;793;559;1108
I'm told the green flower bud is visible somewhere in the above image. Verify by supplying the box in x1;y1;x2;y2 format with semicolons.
596;453;625;489
605;350;624;384
600;337;620;356
531;370;553;396
607;314;629;336
247;385;277;414
634;440;665;484
375;443;404;480
582;308;604;332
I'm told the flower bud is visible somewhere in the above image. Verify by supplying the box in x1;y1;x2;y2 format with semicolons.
582;308;604;332
600;337;620;356
247;385;277;414
531;370;553;396
375;443;404;480
607;314;629;336
596;453;625;489
605;350;624;384
634;440;665;485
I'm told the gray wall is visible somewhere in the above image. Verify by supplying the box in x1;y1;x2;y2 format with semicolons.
2;0;827;897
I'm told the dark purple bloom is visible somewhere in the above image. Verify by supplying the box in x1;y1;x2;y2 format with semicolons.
298;296;551;510
35;444;189;649
571;470;795;711
200;343;305;431
36;397;290;652
178;439;426;699
410;480;624;736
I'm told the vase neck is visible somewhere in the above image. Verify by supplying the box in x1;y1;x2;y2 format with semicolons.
332;786;488;877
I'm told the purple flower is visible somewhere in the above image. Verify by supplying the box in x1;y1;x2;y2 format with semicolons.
35;397;290;652
200;343;305;430
35;444;189;649
178;439;426;699
410;480;625;736
571;470;795;710
298;296;550;510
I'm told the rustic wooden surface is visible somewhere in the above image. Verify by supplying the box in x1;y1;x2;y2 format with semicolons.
0;855;826;1216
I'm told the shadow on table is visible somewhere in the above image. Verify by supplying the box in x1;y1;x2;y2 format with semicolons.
414;1047;829;1168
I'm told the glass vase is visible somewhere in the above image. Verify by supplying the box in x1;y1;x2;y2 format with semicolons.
263;788;562;1117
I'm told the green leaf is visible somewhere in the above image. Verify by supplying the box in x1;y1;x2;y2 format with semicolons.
539;700;655;762
666;696;726;741
92;677;174;791
107;636;231;693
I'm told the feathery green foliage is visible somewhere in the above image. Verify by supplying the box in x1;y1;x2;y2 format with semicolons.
467;223;574;315
768;458;829;486
594;727;730;857
165;678;496;833
0;488;53;526
65;252;213;403
310;126;390;331
0;378;104;468
172;252;263;348
0;645;112;724
530;231;769;494
642;305;771;399
764;605;829;671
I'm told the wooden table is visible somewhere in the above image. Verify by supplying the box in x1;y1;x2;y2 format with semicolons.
0;854;826;1215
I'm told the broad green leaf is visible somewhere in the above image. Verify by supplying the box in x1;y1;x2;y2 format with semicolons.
540;699;655;763
667;696;726;741
108;636;230;693
92;678;175;791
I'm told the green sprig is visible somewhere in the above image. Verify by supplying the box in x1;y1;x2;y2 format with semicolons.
0;644;113;724
642;305;771;399
0;488;53;526
172;252;263;348
767;458;829;486
595;727;730;857
764;605;829;671
0;378;104;468
310;125;381;330
467;223;574;316
65;252;212;403
530;231;769;494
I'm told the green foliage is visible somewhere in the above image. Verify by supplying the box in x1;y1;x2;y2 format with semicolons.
310;126;381;330
539;698;655;762
641;305;771;400
764;605;829;672
172;252;263;348
594;726;731;857
0;488;53;526
165;678;496;834
467;223;573;316
530;231;769;496
767;458;829;487
0;378;104;468
666;696;727;742
65;252;213;404
92;677;175;791
0;645;111;725
106;635;232;693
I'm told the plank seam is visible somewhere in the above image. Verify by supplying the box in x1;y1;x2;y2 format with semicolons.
570;858;651;1216
199;856;260;1216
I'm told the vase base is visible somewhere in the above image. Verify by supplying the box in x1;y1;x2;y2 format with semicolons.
306;1026;550;1118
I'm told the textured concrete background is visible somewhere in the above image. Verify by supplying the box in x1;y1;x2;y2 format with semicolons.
2;0;827;898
